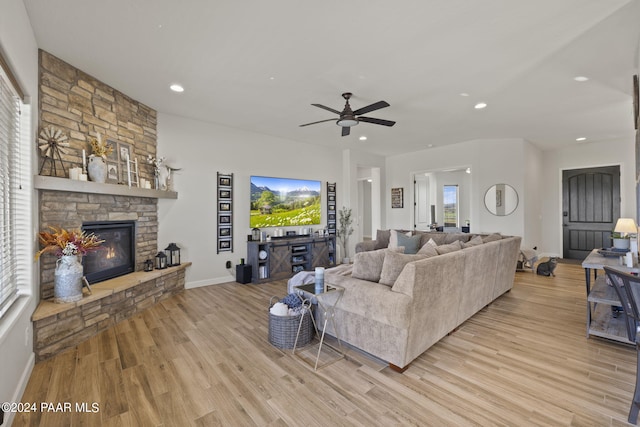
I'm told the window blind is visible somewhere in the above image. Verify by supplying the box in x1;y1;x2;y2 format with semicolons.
0;66;30;319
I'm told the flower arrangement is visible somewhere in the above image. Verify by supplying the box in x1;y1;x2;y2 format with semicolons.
35;226;104;259
89;133;113;158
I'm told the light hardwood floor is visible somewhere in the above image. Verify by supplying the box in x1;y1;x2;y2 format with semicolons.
13;263;639;426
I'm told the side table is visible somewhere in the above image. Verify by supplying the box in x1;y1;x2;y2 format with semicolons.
292;283;345;370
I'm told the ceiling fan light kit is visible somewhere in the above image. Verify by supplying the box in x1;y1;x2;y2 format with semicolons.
300;92;395;137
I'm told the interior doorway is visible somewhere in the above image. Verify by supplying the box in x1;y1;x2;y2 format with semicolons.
562;165;620;260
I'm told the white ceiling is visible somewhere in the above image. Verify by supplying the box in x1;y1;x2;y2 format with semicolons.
22;0;640;156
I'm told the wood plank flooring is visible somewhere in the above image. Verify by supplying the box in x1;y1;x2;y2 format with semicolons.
13;263;639;426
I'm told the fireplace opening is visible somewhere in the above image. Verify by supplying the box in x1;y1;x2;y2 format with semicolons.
82;220;136;284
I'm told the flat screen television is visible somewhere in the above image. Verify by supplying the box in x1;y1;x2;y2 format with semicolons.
250;176;321;228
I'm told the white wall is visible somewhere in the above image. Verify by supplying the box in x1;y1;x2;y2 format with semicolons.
385;138;529;240
539;138;636;257
157;113;342;287
0;0;38;421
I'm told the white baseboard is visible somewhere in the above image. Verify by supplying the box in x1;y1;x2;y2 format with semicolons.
185;276;235;289
5;352;35;426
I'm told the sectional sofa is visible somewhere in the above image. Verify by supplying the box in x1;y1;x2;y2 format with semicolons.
321;230;521;371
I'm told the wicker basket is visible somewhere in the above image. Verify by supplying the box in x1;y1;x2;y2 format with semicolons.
268;298;314;349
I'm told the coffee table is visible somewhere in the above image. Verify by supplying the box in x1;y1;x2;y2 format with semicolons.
292;283;345;370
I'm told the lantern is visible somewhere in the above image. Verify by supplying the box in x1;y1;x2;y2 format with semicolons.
144;259;154;272
165;242;181;266
252;228;261;241
155;251;167;269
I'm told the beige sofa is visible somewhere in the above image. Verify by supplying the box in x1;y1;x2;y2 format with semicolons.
321;231;521;371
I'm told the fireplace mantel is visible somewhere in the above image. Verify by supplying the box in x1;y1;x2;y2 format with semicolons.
34;175;178;199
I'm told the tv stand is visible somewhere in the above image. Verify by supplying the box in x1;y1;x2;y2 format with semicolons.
247;235;336;283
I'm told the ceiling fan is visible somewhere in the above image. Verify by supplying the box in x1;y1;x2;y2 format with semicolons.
299;92;396;136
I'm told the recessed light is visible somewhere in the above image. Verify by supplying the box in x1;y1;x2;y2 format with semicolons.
465;167;471;174
474;102;487;109
459;93;469;97
367;179;372;182
359;136;367;141
169;84;184;93
574;76;589;82
427;144;433;148
576;137;587;141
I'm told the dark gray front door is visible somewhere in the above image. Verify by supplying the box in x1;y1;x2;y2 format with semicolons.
562;166;620;260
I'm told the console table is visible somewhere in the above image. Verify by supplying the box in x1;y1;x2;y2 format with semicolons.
247;236;336;283
582;249;636;344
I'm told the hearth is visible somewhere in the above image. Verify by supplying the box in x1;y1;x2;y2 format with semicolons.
82;220;136;284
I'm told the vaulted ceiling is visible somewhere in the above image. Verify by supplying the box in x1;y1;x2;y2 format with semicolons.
23;0;640;156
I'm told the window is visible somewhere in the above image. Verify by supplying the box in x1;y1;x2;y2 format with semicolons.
443;185;458;227
0;62;30;319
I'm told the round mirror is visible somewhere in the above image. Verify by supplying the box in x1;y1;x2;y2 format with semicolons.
484;184;518;216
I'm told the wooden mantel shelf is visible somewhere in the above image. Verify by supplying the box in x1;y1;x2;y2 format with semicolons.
34;175;178;199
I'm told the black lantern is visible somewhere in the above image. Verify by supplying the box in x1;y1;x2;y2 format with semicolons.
144;259;154;272
165;243;181;266
155;251;167;269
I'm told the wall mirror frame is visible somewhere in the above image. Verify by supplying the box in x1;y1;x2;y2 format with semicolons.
484;183;518;216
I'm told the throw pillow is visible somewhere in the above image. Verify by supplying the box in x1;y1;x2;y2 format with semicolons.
374;229;391;249
389;230;411;249
396;232;422;254
482;233;502;243
426;238;438;247
462;235;484;248
417;242;438;257
379;251;428;286
435;240;463;255
444;233;472;244
352;248;387;282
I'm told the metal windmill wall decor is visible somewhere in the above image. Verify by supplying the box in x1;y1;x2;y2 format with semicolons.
38;125;69;176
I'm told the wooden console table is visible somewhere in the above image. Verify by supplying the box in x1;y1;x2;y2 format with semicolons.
582;249;636;344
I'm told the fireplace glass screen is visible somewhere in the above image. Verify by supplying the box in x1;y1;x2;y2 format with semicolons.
82;221;136;284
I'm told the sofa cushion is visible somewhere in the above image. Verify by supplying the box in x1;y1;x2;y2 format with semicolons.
417;242;438;257
352;248;403;282
374;229;391;249
482;233;502;243
444;233;472;244
435;240;463;255
462;235;484;248
421;232;447;246
379;251;428;286
396;232;422;254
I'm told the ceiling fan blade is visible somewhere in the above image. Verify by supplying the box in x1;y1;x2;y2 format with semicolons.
342;126;350;137
311;104;342;115
358;116;396;127
299;118;337;127
353;100;390;116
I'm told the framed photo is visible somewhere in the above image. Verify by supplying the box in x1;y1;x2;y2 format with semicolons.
391;187;404;208
219;175;231;187
219;189;231;200
328;195;335;201
219;226;231;237
105;139;119;162
115;141;133;183
218;239;232;251
328;203;335;211
219;202;231;212
106;161;119;183
328;213;336;221
328;184;336;192
219;214;231;224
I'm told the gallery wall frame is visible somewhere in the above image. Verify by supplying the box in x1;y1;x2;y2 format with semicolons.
217;172;233;253
391;187;404;208
327;182;336;236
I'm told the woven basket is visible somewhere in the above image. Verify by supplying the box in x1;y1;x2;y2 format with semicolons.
268;299;314;349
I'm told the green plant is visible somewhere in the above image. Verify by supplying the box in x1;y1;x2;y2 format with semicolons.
612;232;631;239
337;207;354;259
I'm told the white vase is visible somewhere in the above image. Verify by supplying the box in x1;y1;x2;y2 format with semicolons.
87;155;107;183
54;255;83;303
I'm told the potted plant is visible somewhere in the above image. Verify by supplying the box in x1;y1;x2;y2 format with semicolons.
36;226;104;303
337;207;354;264
612;231;631;250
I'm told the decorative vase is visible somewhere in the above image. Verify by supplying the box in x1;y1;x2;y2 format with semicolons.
54;255;84;303
87;155;107;183
613;238;630;250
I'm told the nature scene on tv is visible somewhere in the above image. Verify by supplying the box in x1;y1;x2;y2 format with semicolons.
250;176;321;228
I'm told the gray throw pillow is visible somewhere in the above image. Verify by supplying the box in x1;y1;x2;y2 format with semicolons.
435;240;463;255
374;229;391;249
396;232;422;254
462;235;484;248
379;251;427;286
352;247;404;282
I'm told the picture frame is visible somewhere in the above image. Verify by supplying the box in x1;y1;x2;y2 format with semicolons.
219;202;231;212
391;187;404;209
106;161;119;183
116;141;132;183
219;214;231;224
219;176;231;187
219;226;231;237
328;195;335;201
219;189;231;200
218;239;232;251
328;184;336;192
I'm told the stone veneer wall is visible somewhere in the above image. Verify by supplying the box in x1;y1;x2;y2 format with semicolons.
39;50;157;181
38;191;158;299
38;50;160;300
